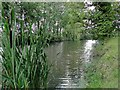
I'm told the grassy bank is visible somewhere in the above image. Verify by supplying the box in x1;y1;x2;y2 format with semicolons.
86;37;118;88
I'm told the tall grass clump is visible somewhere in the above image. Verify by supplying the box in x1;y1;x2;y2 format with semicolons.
0;7;49;89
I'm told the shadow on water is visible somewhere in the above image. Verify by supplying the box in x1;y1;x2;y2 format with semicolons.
45;40;98;88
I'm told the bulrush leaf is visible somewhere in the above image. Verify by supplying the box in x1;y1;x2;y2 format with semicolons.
1;6;49;89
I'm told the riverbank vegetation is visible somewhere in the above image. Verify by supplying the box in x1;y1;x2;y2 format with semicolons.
0;1;119;89
83;2;119;88
86;37;118;88
1;8;49;88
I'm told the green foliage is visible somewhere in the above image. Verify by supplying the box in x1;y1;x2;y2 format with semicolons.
82;2;119;40
63;3;85;40
1;2;86;41
1;7;49;89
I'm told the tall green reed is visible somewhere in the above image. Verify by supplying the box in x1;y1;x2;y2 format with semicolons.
1;7;49;89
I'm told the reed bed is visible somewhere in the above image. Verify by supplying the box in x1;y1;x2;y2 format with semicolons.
0;8;49;89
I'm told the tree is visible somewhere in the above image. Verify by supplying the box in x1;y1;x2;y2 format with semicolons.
84;2;119;39
62;2;85;40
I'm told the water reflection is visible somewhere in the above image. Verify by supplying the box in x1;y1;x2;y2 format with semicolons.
45;40;97;88
83;40;97;63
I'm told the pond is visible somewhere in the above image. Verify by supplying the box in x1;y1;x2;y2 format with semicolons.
45;40;98;88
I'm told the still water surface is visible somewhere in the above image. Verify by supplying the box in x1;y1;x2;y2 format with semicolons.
45;40;97;88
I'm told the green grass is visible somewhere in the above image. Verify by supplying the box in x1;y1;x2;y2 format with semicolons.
86;37;118;88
